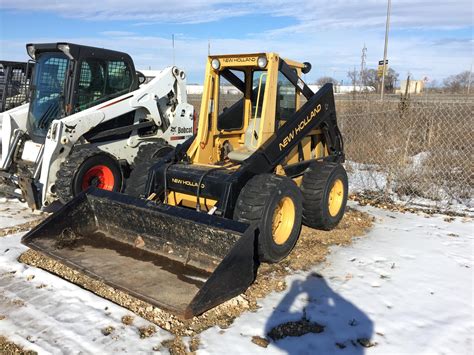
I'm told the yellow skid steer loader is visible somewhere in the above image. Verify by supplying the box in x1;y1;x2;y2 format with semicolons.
22;53;348;318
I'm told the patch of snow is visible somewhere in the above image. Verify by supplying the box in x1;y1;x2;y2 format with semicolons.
411;151;430;169
0;198;40;229
345;161;473;213
198;203;474;354
0;203;472;354
0;233;173;354
346;162;388;194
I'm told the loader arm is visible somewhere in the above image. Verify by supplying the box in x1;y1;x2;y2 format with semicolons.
238;82;343;176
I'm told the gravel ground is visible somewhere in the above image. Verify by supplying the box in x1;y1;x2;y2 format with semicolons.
18;208;373;353
0;336;37;355
0;219;46;238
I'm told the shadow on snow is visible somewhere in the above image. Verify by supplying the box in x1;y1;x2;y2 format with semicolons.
265;272;374;354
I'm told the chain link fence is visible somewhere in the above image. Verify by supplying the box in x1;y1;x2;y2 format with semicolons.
188;93;473;212
338;94;473;212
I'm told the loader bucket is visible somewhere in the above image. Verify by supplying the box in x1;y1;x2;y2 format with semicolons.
21;188;258;318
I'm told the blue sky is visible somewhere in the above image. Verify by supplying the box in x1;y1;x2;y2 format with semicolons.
0;0;472;85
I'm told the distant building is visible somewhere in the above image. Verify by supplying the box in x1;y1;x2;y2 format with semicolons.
397;80;425;95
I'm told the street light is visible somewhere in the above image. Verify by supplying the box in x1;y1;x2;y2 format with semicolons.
380;0;391;100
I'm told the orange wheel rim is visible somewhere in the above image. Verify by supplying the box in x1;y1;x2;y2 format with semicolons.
81;165;115;191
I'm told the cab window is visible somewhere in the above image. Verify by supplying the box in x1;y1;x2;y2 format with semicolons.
217;69;245;131
251;70;267;119
76;59;133;112
76;58;106;111
276;71;296;120
107;60;132;94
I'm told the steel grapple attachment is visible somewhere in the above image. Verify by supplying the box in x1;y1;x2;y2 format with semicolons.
21;188;258;318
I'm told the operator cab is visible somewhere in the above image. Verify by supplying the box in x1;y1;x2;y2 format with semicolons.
25;42;140;142
188;53;310;164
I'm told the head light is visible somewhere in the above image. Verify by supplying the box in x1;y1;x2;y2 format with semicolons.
26;44;36;60
211;58;221;70
57;43;74;60
257;56;268;69
302;61;312;74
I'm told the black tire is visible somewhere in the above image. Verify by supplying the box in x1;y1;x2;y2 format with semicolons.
124;140;174;198
300;162;348;230
233;174;303;263
56;146;123;203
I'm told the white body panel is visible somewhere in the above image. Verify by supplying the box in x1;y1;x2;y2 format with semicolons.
1;104;29;167
1;66;194;207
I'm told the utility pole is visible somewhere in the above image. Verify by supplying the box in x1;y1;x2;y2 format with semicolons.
360;43;367;86
208;39;211;56
380;0;391;100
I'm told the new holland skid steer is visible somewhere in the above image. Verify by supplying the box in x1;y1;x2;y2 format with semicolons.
1;42;194;209
22;53;347;318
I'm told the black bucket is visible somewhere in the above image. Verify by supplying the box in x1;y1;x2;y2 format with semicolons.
21;188;258;318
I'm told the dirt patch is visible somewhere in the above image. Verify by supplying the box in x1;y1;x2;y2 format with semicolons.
188;336;200;352
53;228;82;249
0;218;46;238
267;316;324;341
19;208;372;341
350;191;469;217
0;336;37;355
101;326;115;336
121;315;134;326
138;325;157;338
161;336;188;354
251;335;269;348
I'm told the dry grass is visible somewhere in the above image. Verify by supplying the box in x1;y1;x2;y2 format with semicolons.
338;96;473;206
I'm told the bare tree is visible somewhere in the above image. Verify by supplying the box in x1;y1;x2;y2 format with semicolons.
315;76;338;85
384;68;399;93
364;69;378;89
443;71;471;93
347;68;358;89
358;67;398;92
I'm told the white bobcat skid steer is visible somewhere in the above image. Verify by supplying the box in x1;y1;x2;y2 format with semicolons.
0;42;194;209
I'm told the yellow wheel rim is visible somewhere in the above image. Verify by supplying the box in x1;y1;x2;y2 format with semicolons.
328;178;344;217
272;196;296;245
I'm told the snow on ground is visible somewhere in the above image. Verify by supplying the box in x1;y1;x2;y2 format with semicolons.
198;204;473;355
346;161;473;213
0;197;40;229
0;233;173;354
0;200;473;354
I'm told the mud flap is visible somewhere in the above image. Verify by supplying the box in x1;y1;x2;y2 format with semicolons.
21;188;259;318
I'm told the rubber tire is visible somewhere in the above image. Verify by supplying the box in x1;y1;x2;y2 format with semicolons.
56;146;122;203
233;174;303;263
300;162;348;230
124;140;174;198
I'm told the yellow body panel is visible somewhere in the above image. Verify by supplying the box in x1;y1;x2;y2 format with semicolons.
167;191;217;211
186;52;330;197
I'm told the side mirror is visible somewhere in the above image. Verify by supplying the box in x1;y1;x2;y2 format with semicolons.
136;71;147;85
